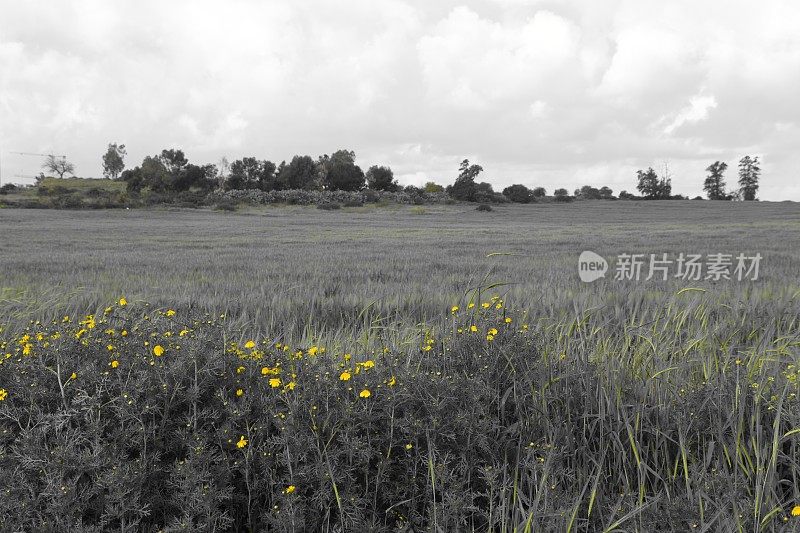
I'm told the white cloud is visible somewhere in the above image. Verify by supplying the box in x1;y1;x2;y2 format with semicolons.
0;0;798;199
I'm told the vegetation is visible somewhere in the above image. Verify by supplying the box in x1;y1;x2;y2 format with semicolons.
0;203;799;531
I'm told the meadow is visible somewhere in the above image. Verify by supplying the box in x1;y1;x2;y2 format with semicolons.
1;201;799;531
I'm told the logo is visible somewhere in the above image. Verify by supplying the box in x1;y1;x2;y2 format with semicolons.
578;251;608;283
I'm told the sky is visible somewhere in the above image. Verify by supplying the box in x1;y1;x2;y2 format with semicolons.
1;0;798;200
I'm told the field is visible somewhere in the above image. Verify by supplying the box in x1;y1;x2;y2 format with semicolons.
1;201;800;531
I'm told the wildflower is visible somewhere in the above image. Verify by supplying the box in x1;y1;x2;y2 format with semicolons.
153;345;165;357
308;346;318;356
244;340;256;349
118;297;127;307
339;371;352;381
0;389;7;401
179;329;189;337
285;485;296;494
111;360;119;369
504;317;512;323
486;334;495;341
344;353;352;362
236;388;244;397
405;443;413;450
269;378;281;388
387;376;397;386
121;330;128;337
359;389;371;398
450;305;459;314
792;505;800;517
468;302;475;309
22;344;32;356
237;366;246;374
470;325;478;333
70;372;77;380
236;435;248;448
488;328;498;336
361;360;375;369
107;344;115;351
166;309;176;317
285;381;296;391
481;302;491;309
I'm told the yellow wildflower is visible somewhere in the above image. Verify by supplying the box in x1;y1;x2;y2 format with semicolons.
236;435;248;448
118;297;127;307
236;388;244;397
153;345;165;357
504;317;512;323
237;366;246;374
470;325;478;333
166;309;176;317
359;389;371;398
308;346;318;356
362;360;375;369
792;505;800;517
269;378;281;388
405;443;413;450
0;389;7;401
111;360;119;369
451;305;459;314
285;381;296;391
467;302;475;309
387;376;397;387
244;340;256;349
488;328;498;336
70;372;77;380
285;485;296;494
339;371;351;381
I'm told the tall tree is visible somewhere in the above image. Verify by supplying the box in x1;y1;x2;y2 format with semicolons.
447;159;483;201
227;157;277;191
42;155;75;179
366;165;398;191
738;155;760;201
704;161;729;200
102;143;126;179
278;155;319;190
318;150;364;191
636;167;672;199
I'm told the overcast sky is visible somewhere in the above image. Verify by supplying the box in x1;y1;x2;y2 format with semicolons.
1;0;798;200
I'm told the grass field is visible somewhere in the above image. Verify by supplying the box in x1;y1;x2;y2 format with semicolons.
1;201;800;531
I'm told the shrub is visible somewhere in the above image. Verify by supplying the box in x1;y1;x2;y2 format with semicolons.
316;201;341;210
342;199;364;208
214;199;238;211
476;203;493;211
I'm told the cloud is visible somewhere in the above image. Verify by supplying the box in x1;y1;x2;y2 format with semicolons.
0;0;798;200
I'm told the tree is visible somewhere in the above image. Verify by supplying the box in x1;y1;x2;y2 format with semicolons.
598;186;614;199
366;165;398;191
447;159;483;201
319;150;365;191
636;168;671;199
738;155;760;201
174;164;216;191
532;187;546;198
424;182;444;193
502;184;533;203
577;185;602;200
42;155;75;179
278;155;320;190
227;157;277;191
553;188;572;202
704;161;729;200
102;143;126;179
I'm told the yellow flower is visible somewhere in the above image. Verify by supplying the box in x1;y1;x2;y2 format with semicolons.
362;360;375;369
236;388;244;397
308;346;318;356
107;344;115;351
244;340;256;349
488;328;498;336
481;302;491;309
339;371;352;381
236;435;248;448
153;345;165;357
165;309;176;317
405;443;413;450
359;389;371;398
111;360;119;369
792;505;800;517
450;305;459;314
285;485;296;494
504;317;512;323
486;334;495;342
237;366;246;374
387;376;397;387
470;325;478;333
285;381;296;391
179;329;189;337
467;302;475;309
70;372;77;380
0;388;7;401
118;297;127;307
121;330;128;337
269;378;281;388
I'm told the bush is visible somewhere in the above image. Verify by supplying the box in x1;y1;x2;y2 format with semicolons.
476;203;493;212
342;199;364;208
316;201;341;210
214;199;238;211
0;183;19;195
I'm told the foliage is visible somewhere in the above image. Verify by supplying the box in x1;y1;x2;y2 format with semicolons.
476;203;493;211
277;156;320;190
738;156;761;201
502;184;534;203
1;294;799;531
366;165;398;192
102;143;127;180
423;182;444;193
704;161;730;200
636;168;672;199
447;159;484;201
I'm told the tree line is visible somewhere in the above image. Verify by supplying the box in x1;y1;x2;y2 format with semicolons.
4;144;763;204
